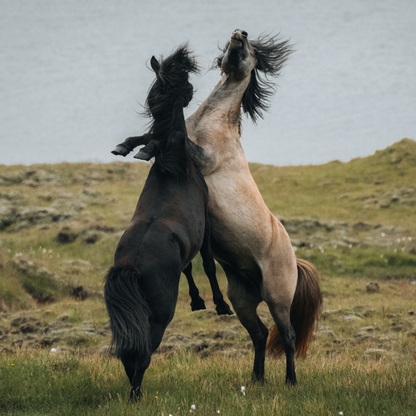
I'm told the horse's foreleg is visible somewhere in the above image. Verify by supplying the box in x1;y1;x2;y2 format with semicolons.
222;264;267;381
200;226;233;315
183;262;206;311
134;140;159;161
111;134;151;157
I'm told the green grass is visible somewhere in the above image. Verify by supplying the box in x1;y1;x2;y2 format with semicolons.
0;350;415;415
1;139;416;414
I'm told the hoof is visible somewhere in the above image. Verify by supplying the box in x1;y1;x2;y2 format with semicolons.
191;300;206;311
111;145;130;157
129;388;142;402
251;373;265;384
285;377;297;386
134;150;153;161
216;302;233;316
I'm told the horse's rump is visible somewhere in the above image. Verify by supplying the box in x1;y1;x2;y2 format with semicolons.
266;258;322;359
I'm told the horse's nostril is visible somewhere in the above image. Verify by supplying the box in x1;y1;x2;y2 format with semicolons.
242;31;248;38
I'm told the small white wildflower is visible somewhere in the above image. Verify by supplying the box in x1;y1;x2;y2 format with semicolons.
51;348;57;352
409;237;412;241
191;405;195;410
397;238;401;243
217;411;220;414
381;232;385;237
241;386;246;396
339;412;343;415
310;243;313;248
42;248;47;253
348;244;352;248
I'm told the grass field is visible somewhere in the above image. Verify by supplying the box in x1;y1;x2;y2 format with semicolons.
1;139;416;415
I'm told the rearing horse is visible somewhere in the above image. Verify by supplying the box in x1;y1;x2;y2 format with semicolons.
104;45;231;400
112;31;322;385
184;30;322;385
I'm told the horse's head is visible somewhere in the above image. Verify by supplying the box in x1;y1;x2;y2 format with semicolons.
146;45;199;119
216;30;293;122
220;29;256;81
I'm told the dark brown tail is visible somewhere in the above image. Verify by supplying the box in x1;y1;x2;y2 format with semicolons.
266;258;322;359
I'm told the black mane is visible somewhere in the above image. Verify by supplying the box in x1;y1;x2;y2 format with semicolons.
215;34;293;123
144;44;199;178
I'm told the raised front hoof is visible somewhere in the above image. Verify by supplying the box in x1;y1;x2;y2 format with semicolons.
215;302;233;316
190;299;206;311
111;145;130;157
134;150;153;161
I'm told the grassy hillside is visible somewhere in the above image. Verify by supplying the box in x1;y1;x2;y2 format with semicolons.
0;139;415;414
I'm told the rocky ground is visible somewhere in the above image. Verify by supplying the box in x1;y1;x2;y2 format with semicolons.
1;161;416;361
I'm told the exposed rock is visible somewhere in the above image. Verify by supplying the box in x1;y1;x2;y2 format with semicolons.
0;203;17;230
72;286;88;301
366;282;380;293
56;228;79;244
353;222;374;232
20;322;37;333
81;230;103;244
11;317;35;327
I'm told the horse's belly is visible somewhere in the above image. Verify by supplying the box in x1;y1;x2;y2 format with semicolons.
206;176;272;270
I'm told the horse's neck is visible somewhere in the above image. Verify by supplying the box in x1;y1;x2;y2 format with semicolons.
186;73;251;172
154;100;185;141
172;100;187;137
154;99;192;177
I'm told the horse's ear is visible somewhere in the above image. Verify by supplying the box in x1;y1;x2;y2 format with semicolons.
150;56;160;74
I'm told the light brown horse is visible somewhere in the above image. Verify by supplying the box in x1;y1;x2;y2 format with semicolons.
113;30;322;385
184;29;322;385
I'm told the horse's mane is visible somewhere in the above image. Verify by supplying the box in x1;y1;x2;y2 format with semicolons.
214;34;293;123
144;44;199;178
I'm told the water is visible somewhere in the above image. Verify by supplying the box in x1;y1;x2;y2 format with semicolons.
1;0;415;166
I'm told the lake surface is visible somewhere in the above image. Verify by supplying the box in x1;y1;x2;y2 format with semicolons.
1;0;415;166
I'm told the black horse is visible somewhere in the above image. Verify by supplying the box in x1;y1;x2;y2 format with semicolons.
104;45;232;401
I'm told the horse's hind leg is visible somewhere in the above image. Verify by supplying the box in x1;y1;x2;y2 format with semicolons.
262;262;298;385
183;262;206;311
222;264;268;381
120;353;151;401
266;303;297;384
200;224;233;315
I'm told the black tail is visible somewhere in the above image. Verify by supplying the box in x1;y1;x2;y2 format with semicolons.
104;267;151;358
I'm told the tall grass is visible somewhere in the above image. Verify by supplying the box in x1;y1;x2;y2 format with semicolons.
1;349;415;415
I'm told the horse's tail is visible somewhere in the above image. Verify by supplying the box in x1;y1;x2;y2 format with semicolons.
266;258;322;359
104;266;151;358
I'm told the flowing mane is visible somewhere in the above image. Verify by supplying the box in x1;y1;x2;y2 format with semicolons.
144;44;199;177
214;34;293;122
